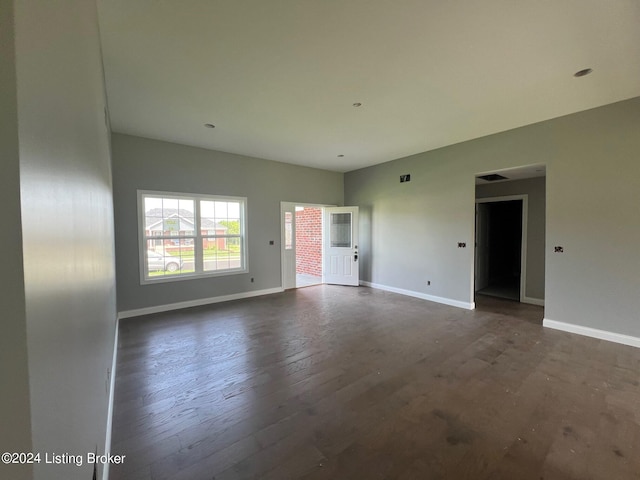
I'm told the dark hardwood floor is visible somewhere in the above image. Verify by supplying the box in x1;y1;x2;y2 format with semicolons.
110;286;640;479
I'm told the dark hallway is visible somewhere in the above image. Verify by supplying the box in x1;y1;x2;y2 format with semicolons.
476;200;522;301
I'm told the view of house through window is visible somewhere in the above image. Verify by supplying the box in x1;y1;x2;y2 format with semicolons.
139;191;247;282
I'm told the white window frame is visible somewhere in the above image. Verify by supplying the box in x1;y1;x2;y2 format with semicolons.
138;190;248;284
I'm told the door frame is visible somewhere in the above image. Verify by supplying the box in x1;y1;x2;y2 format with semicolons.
475;194;528;302
280;202;334;290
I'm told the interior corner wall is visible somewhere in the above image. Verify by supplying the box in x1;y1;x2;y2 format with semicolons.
345;97;640;339
111;133;344;313
13;0;118;479
476;177;546;301
0;1;32;478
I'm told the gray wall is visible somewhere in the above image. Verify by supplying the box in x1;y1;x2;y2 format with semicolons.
0;1;32;478
345;98;640;338
11;0;118;479
112;133;344;312
476;177;546;300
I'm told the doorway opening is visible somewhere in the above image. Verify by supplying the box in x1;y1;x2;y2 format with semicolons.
295;206;323;287
474;165;546;310
282;202;326;289
281;202;360;289
475;198;524;301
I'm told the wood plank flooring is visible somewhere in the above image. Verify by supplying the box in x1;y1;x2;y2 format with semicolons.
110;286;640;479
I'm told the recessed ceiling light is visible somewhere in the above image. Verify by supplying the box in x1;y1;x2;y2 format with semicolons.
352;103;362;107
337;154;345;157
574;68;593;78
204;123;215;128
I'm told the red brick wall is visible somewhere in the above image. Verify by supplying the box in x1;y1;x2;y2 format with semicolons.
296;207;322;276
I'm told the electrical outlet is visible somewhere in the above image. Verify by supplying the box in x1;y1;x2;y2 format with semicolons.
250;277;254;283
458;242;466;248
427;280;431;286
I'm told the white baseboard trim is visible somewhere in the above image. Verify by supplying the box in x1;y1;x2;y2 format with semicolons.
103;317;119;480
543;318;640;349
522;296;545;306
360;281;475;310
118;287;285;319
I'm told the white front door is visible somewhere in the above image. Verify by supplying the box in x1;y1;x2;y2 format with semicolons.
323;206;359;286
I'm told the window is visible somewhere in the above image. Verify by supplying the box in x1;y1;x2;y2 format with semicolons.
138;191;247;283
284;211;293;250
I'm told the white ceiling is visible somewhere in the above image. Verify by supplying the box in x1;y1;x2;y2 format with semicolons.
97;0;640;173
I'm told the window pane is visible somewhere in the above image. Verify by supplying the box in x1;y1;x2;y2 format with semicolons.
145;243;188;277
219;218;239;235
200;200;214;218
214;201;227;220
172;238;194;274
201;200;242;243
145;216;162;237
177;199;195;235
227;202;240;219
201;200;224;237
164;218;180;233
203;237;243;272
144;197;163;217
144;198;163;238
178;199;194;219
145;197;195;238
330;213;351;248
285;212;292;250
162;197;179;212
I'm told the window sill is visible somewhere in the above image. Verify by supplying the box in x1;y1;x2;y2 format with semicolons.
141;267;248;285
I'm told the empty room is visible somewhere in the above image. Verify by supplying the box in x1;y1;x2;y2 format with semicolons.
2;1;640;479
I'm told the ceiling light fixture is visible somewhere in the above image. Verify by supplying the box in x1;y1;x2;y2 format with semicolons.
352;102;362;107
574;68;593;78
204;123;215;128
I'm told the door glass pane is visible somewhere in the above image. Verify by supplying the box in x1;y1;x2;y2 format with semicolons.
330;213;351;248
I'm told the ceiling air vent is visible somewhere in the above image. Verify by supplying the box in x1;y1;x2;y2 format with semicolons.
478;174;508;182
